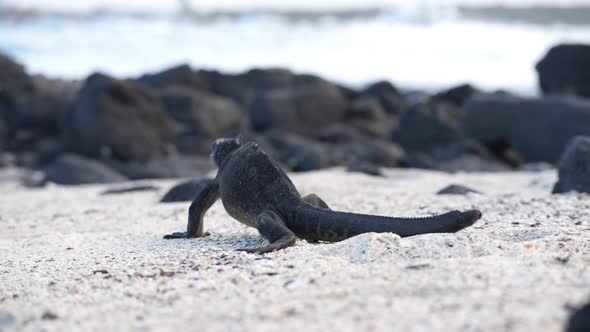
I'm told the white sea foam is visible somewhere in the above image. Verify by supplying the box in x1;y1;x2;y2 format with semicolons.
3;0;590;13
1;0;589;94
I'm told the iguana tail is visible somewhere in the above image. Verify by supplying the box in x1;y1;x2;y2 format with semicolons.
292;207;482;242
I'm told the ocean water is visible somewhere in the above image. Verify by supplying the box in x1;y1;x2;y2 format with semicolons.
1;0;590;95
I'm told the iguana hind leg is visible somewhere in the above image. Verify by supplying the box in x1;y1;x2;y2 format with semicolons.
164;179;219;239
303;193;331;210
237;210;297;254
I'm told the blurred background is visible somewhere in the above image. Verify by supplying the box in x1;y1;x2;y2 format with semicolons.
1;0;590;187
1;0;590;94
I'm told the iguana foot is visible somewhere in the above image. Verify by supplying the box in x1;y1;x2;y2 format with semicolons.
237;237;296;254
164;180;218;240
163;231;210;239
303;193;331;210
236;210;297;254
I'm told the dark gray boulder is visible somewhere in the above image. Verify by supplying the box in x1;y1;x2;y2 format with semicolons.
262;131;405;172
249;80;349;136
315;123;365;143
433;83;478;107
62;73;178;162
160;178;215;202
435;154;512;173
464;95;590;163
100;185;159;195
363;81;406;115
536;44;590;98
110;155;213;179
392;97;504;171
333;140;405;168
138;64;211;91
18;76;78;132
209;68;296;107
437;184;481;195
0;54;76;134
0;53;28;86
0;54;33;133
0;54;76;166
159;87;247;155
347;95;387;120
0;53;32;131
345;95;398;139
262;131;331;172
0;117;5;149
393;100;466;160
161;87;247;138
40;154;127;185
346;162;384;177
553;136;590;194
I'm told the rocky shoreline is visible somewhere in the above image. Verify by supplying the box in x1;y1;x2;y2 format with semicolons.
1;43;589;188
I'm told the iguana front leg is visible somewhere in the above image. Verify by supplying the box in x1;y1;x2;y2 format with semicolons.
237;210;297;254
164;179;219;239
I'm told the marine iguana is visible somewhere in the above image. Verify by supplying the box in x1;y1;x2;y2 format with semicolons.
164;137;482;253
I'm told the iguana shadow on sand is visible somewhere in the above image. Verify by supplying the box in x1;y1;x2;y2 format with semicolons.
164;137;482;254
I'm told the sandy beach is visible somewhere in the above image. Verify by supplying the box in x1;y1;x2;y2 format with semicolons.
0;167;588;331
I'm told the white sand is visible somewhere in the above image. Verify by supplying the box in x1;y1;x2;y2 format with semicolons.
0;168;589;332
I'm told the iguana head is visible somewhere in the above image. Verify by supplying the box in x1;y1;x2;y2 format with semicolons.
211;136;242;167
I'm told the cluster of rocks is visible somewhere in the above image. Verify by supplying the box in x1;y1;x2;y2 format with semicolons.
1;43;590;190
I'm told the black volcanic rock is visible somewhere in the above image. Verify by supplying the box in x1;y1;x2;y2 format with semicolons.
160;178;215;202
262;130;405;172
0;53;30;109
62;73;178;162
0;53;28;85
433;83;478;106
346;162;384;177
315;123;365;143
262;131;331;172
100;185;159;195
18;76;78;132
464;95;590;164
347;95;386;120
138;64;211;91
0;117;5;149
435;154;511;173
0;54;76;134
110;155;213;180
364;80;406;115
159;87;247;155
161;87;245;135
553;136;590;194
209;68;296;107
0;54;78;167
393;100;465;160
249;80;348;136
536;44;590;98
391;96;505;171
437;184;481;195
346;95;398;139
0;54;34;130
40;154;127;185
335;140;405;168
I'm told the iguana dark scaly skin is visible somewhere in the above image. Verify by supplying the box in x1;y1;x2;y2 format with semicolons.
164;137;483;254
